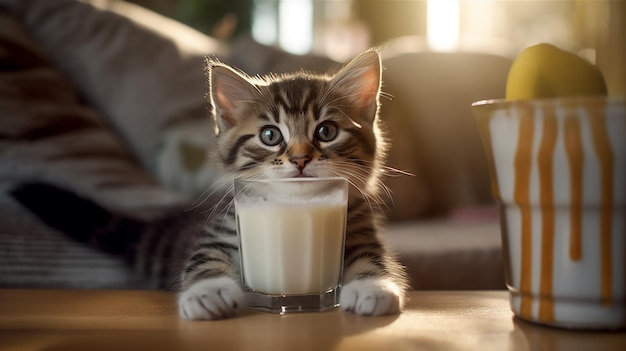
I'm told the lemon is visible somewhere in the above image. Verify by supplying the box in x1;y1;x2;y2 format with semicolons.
506;43;607;100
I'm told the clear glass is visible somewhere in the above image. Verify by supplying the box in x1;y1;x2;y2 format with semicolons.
234;177;348;314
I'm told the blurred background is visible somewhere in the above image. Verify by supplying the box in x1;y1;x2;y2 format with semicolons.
2;0;623;291
128;0;624;96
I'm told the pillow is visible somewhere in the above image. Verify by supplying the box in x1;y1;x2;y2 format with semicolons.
0;0;227;172
0;7;186;214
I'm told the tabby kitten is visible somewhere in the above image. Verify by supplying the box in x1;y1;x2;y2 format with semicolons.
177;50;407;320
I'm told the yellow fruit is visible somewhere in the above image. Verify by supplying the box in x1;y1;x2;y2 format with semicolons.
506;43;607;100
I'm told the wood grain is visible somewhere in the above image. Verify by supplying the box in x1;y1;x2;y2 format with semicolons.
0;289;623;351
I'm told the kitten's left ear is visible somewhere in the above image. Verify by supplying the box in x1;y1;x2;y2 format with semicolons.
328;50;382;124
208;61;259;134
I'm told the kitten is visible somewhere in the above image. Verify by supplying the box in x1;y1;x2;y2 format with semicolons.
177;50;407;319
11;50;408;320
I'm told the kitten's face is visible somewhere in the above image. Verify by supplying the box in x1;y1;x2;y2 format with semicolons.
209;51;384;189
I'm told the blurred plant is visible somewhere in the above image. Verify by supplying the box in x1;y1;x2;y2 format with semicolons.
176;0;253;40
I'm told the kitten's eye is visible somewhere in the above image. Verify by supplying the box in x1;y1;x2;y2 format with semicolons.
259;126;283;146
316;122;339;142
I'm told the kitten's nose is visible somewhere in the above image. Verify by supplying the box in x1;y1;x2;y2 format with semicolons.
288;143;313;171
289;155;311;171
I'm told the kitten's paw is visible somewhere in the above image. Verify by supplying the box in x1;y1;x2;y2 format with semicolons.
340;278;404;316
178;277;243;320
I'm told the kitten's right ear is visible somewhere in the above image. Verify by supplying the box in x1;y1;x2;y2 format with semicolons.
208;61;259;133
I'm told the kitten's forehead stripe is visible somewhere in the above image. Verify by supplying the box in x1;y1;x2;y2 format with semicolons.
270;84;289;114
312;103;322;121
269;104;280;123
269;78;323;117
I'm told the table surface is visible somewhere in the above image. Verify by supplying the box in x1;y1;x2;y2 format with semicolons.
0;289;624;351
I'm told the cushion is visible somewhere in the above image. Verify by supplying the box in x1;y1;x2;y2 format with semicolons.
0;0;227;172
0;6;186;213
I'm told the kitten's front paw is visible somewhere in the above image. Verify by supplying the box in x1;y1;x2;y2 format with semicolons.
178;277;243;320
340;278;404;316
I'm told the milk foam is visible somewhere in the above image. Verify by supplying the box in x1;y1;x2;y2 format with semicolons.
237;190;346;206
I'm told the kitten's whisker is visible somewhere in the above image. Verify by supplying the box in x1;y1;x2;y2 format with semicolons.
379;90;393;101
324;160;395;214
219;194;236;232
379;165;415;177
201;186;233;224
189;172;240;227
326;168;382;215
186;185;219;212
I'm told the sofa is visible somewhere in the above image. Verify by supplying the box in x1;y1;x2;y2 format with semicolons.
0;0;511;291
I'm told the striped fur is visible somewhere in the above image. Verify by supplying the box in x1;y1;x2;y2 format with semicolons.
178;50;408;319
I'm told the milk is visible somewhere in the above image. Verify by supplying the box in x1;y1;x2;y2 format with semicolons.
234;177;348;298
237;201;347;295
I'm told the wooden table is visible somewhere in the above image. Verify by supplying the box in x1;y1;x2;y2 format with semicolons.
0;289;624;351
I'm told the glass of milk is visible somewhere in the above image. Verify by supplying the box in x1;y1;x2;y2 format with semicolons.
234;177;348;314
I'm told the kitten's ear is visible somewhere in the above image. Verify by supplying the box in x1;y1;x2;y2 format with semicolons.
328;50;382;124
208;61;258;133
